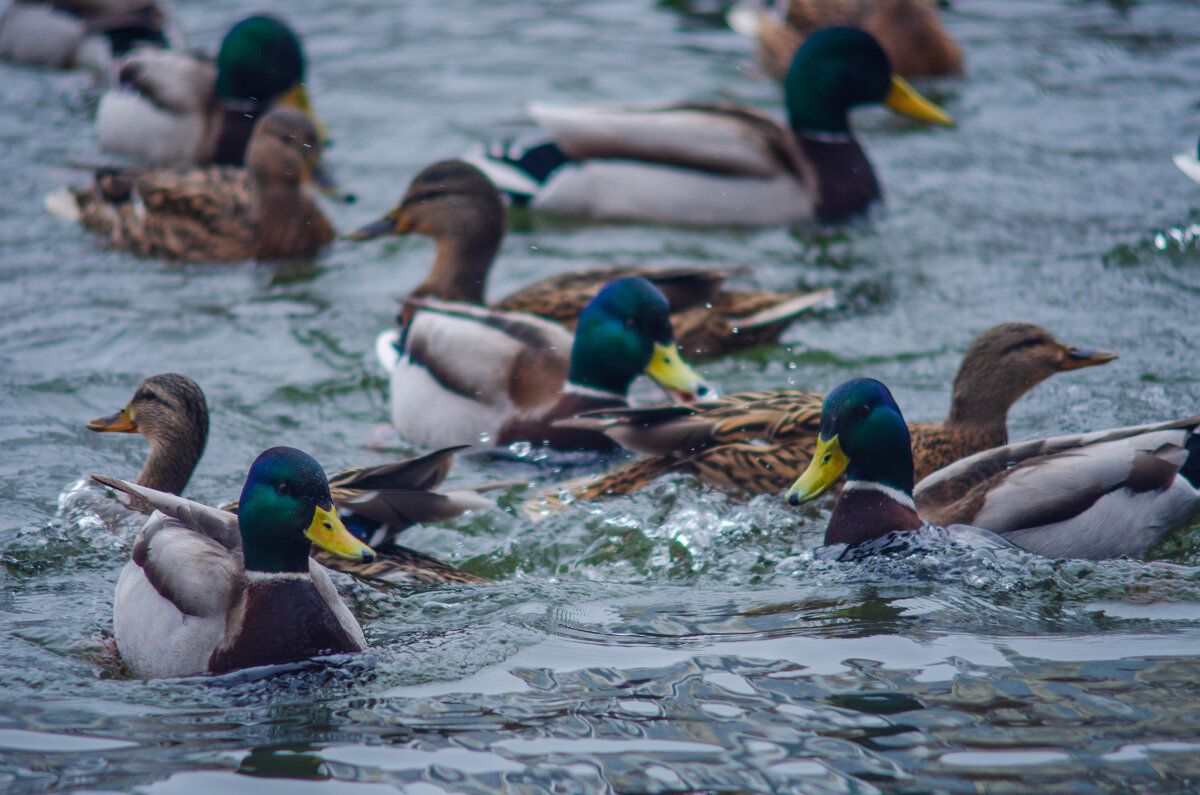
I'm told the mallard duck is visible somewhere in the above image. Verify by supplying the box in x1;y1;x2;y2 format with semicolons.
786;378;923;545
88;373;492;585
378;277;713;451
788;380;1200;560
348;159;832;361
97;447;376;678
0;0;177;73
47;106;335;261
463;26;952;226
545;323;1116;501
94;14;318;169
913;418;1200;560
728;0;962;82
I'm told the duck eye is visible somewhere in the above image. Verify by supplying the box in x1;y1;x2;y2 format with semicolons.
857;405;870;419
276;482;290;496
624;317;636;329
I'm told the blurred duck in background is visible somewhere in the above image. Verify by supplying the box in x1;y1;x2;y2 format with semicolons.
727;0;961;81
0;0;180;74
47;107;336;261
465;27;953;227
94;14;326;174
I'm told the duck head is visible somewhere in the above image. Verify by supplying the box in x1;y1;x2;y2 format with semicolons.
245;107;324;185
216;15;307;110
345;160;505;303
784;26;953;134
236;447;375;574
787;378;913;505
88;373;209;495
569;277;712;404
947;323;1117;428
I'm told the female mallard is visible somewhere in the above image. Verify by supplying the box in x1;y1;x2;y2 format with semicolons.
94;14;318;169
464;26;952;226
379;277;712;451
88;373;492;585
729;0;962;82
545;323;1116;500
48;106;335;261
0;0;177;73
788;380;1200;560
98;447;376;678
348;159;831;361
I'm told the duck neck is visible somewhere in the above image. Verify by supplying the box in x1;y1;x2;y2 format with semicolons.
242;542;311;574
411;230;499;304
136;427;206;496
944;366;1023;444
795;133;880;223
825;481;923;546
561;381;630;406
251;179;332;259
211;104;265;166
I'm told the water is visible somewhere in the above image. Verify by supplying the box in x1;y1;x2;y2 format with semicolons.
3;0;1200;790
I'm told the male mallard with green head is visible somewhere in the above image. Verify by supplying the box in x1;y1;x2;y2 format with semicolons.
348;159;831;361
789;380;1200;560
50;106;335;261
100;446;376;678
544;323;1116;501
787;378;923;545
379;277;712;452
465;26;952;226
95;14;320;169
88;373;491;585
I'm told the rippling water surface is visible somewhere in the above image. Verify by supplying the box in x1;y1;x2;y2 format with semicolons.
4;0;1200;791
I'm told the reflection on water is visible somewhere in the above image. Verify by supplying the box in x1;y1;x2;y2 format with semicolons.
3;0;1200;791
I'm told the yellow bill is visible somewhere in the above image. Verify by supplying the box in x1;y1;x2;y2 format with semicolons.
644;342;712;404
786;434;849;506
884;75;954;127
305;505;375;563
88;405;137;433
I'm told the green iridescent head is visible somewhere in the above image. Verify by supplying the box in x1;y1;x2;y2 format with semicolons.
215;15;306;104
569;277;711;402
787;378;913;505
236;447;373;573
784;26;953;134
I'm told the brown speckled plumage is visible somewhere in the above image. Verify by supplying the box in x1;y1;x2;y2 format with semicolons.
349;159;828;361
66;107;334;261
754;0;962;81
549;323;1117;502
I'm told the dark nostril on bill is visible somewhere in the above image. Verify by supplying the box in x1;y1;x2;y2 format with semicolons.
323;522;332;530
788;494;799;506
697;384;710;396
